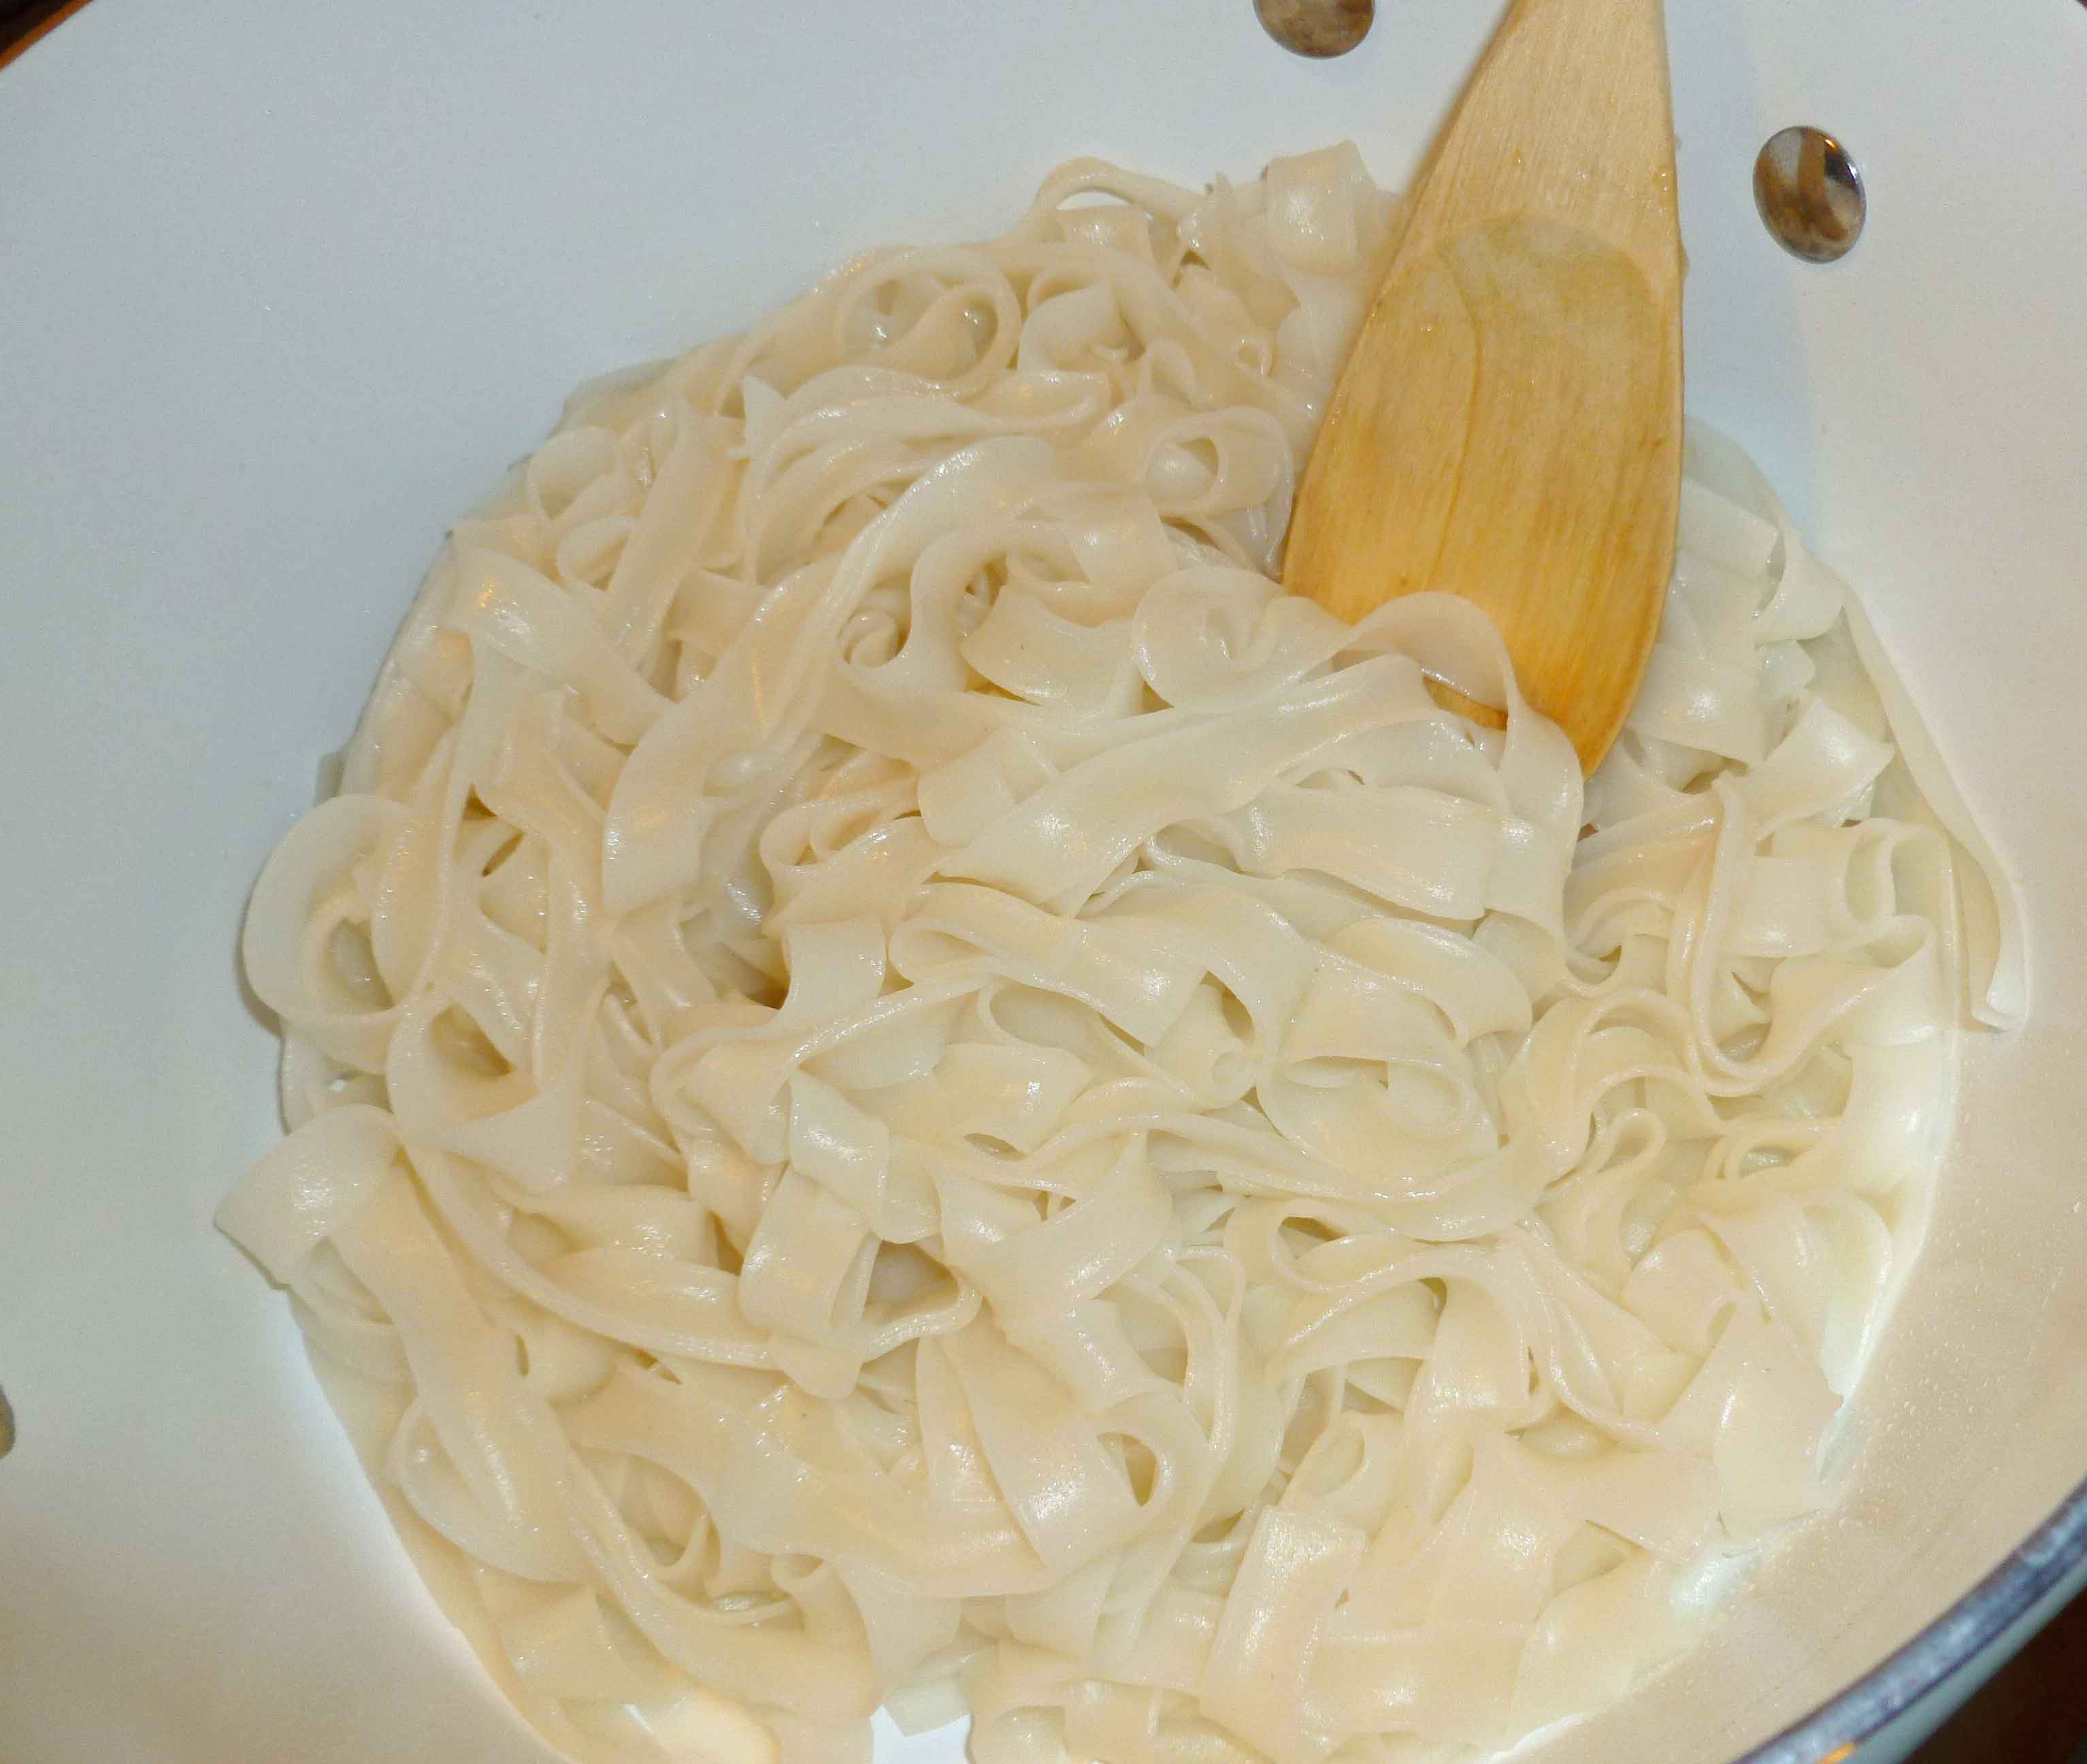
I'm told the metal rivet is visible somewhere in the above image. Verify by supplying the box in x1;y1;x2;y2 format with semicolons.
1754;126;1866;263
1255;0;1374;58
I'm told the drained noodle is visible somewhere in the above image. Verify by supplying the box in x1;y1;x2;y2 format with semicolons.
222;146;2020;1764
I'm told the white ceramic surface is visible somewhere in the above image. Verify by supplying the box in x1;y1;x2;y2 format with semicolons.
3;3;2086;1761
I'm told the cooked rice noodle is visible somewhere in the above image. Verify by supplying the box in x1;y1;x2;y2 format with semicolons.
222;145;2020;1764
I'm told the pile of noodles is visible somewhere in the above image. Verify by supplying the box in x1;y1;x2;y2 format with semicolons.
222;146;2019;1764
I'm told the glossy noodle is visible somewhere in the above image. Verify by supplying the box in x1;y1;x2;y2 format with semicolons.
221;146;2020;1764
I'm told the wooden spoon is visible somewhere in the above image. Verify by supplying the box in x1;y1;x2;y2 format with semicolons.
1283;0;1682;772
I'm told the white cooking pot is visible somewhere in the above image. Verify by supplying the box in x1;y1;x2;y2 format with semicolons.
1;3;2083;1759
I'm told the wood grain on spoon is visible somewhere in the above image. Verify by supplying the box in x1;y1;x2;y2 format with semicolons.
1283;0;1682;772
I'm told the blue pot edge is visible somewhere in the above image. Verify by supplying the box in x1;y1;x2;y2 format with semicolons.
1733;1464;2087;1762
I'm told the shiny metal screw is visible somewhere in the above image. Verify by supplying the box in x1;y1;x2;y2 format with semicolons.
1755;126;1866;263
1256;0;1374;58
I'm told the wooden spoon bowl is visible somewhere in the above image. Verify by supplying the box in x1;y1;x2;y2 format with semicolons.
1283;0;1682;772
